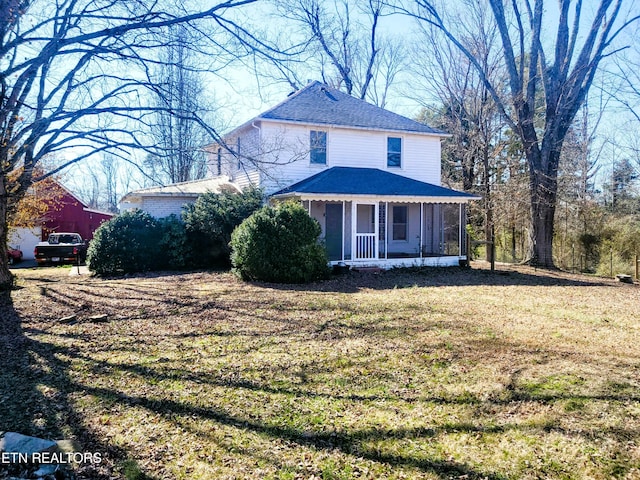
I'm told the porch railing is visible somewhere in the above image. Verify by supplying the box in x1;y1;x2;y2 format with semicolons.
355;233;376;260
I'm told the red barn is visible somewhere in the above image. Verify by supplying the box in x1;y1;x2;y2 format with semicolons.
40;185;114;241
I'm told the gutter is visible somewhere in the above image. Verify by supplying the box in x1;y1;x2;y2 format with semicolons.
257;118;451;139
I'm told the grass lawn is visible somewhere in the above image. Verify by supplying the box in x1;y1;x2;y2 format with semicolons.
1;264;639;479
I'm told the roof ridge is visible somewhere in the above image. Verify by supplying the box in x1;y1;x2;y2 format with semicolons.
256;81;324;120
258;82;445;135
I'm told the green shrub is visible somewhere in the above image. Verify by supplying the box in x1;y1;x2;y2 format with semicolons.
595;250;634;277
183;187;263;267
157;215;193;270
230;201;330;283
88;210;164;275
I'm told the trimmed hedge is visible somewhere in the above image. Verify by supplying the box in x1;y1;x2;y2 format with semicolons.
88;211;193;275
183;187;263;267
87;209;164;275
230;202;330;283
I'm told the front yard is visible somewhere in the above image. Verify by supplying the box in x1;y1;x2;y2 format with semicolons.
1;265;639;479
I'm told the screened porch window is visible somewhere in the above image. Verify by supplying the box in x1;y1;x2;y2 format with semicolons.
387;137;402;167
392;206;407;240
310;130;327;164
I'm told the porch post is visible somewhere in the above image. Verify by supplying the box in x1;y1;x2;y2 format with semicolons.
351;202;357;261
341;201;345;262
459;203;463;256
374;202;380;259
385;202;388;260
307;200;311;215
420;202;423;259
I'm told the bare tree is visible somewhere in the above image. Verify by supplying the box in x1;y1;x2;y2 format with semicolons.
145;25;212;184
0;0;268;289
68;153;138;213
411;3;506;262
609;23;640;123
553;103;603;269
364;37;406;108
399;0;640;267
269;0;404;103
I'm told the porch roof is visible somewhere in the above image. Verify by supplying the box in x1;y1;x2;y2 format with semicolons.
272;167;480;203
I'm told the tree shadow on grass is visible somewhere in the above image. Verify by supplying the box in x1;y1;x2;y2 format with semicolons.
256;265;623;293
3;329;509;479
74;382;509;480
0;292;152;480
6;269;638;479
22;324;640;479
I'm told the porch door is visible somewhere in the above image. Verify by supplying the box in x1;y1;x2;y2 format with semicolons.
354;203;378;260
325;203;343;261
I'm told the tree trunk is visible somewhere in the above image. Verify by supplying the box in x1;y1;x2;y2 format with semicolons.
529;198;556;267
527;167;558;268
483;148;493;264
0;177;14;291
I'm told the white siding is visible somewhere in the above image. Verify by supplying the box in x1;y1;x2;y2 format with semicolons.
258;121;442;194
141;197;195;218
207;125;261;189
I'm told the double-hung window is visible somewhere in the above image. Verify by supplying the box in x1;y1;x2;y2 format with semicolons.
387;136;402;167
310;130;327;165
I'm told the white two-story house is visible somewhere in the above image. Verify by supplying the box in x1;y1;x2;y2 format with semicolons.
122;81;479;268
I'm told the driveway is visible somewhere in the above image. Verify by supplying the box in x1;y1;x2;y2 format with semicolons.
9;259;37;269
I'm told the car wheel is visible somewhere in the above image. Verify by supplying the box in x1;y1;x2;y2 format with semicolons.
8;256;14;266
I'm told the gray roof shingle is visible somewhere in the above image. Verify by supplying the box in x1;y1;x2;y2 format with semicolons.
273;167;478;198
259;81;445;135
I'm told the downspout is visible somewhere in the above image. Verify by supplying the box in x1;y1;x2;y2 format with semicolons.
342;200;345;262
420;203;423;259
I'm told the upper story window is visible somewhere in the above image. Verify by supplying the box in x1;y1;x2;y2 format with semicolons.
387;136;402;168
310;130;327;165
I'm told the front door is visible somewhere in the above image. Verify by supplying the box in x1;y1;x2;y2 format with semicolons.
325;203;343;261
354;203;378;260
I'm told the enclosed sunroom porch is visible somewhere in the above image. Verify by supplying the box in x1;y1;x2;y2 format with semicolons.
271;167;479;269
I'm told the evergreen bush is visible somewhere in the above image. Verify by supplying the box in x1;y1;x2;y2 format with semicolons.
230;201;330;283
157;215;193;270
183;187;263;267
87;209;163;275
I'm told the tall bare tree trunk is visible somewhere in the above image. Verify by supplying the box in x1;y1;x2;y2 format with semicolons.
526;147;560;267
0;177;14;290
483;144;493;263
529;189;557;266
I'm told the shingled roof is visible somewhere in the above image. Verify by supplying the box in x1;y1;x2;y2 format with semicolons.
257;81;445;135
120;177;241;203
272;167;478;199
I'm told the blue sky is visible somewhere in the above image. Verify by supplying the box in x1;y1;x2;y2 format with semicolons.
62;0;639;201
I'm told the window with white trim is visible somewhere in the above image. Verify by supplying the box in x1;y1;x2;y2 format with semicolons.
310;130;327;164
387;136;402;167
